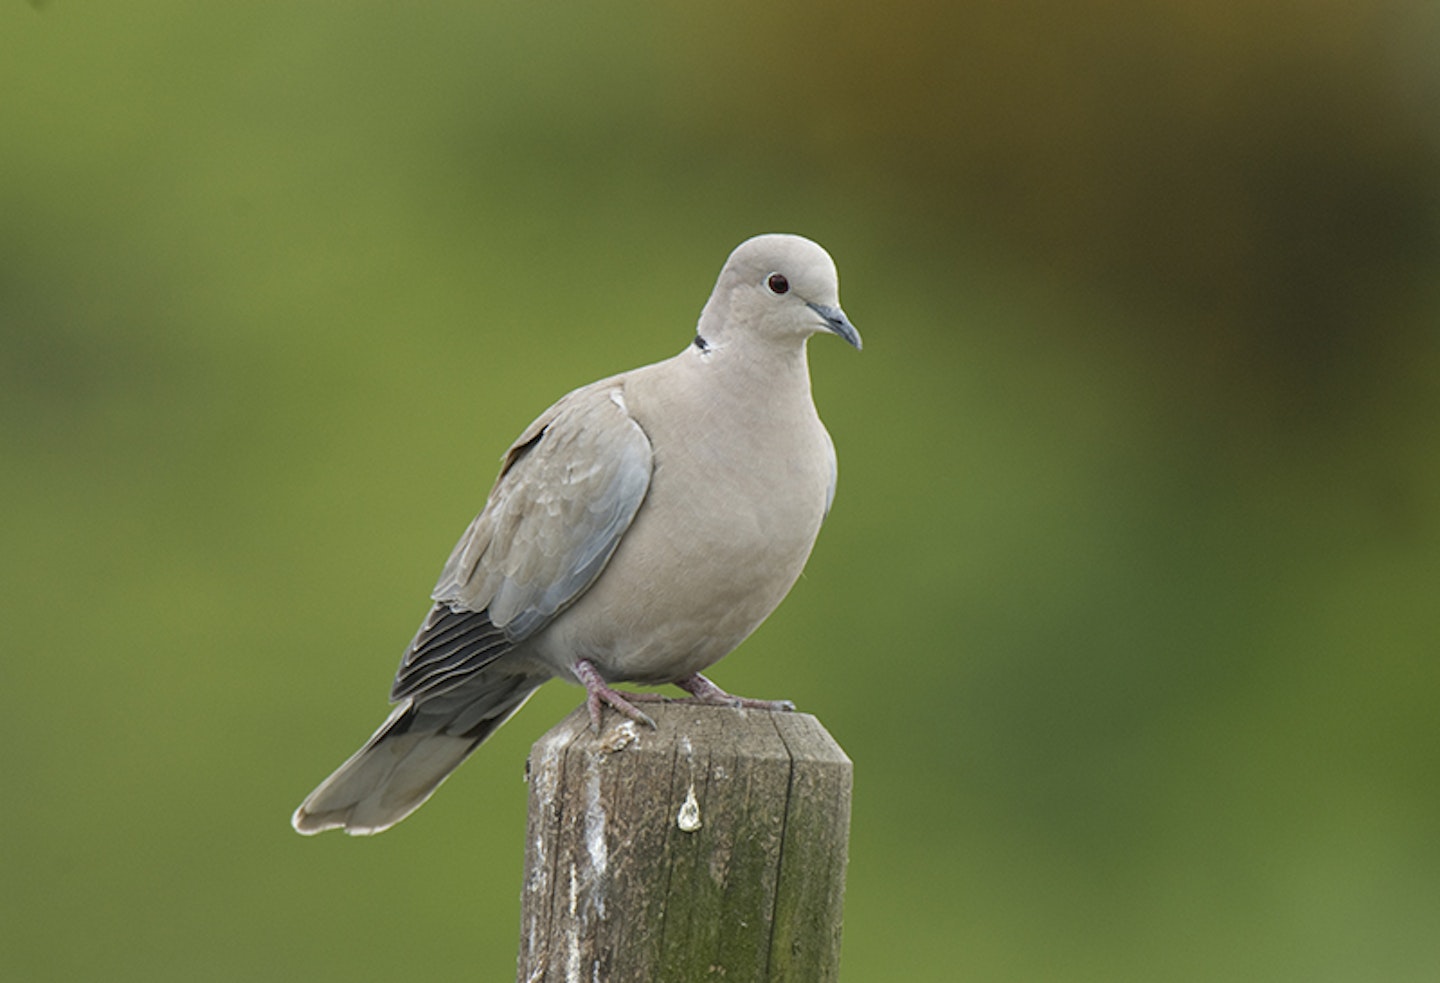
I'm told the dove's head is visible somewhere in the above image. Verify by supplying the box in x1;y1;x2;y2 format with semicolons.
696;234;862;353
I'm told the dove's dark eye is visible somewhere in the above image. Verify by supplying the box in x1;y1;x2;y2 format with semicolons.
766;273;789;295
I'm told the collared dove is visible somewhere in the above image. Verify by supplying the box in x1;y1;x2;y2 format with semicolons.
292;233;860;836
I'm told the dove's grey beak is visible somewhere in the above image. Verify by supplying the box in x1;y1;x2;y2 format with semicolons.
808;303;862;350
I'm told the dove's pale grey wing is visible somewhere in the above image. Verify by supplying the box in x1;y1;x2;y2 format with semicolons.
390;381;652;701
435;381;654;632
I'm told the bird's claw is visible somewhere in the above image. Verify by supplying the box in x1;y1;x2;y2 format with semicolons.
574;662;794;733
673;672;796;712
575;659;658;733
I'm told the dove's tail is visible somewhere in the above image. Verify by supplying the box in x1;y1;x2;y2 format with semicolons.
291;678;539;836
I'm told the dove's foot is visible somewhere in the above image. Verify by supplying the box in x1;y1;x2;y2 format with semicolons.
663;672;797;712
574;659;657;732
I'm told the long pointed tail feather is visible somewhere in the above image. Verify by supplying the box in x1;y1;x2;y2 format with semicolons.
292;681;538;836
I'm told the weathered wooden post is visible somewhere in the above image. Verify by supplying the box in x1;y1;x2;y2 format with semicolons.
517;703;852;982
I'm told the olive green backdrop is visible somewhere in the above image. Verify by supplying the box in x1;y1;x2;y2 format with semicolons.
4;2;1438;980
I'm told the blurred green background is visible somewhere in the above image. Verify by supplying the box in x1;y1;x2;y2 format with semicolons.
4;2;1438;980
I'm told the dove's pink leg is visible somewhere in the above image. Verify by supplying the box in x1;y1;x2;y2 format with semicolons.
622;671;796;712
670;672;796;711
573;659;657;732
